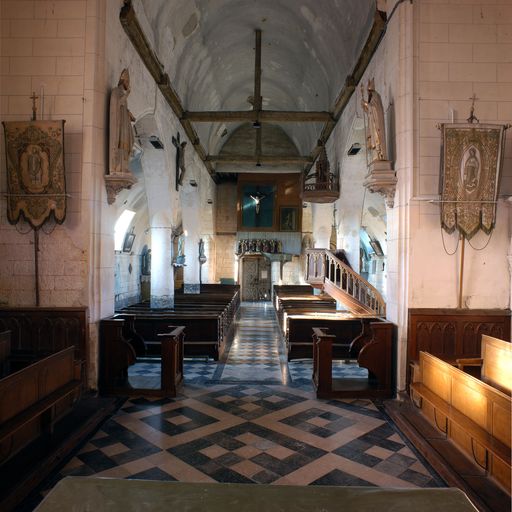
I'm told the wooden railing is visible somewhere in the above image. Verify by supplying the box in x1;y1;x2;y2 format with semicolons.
305;249;386;317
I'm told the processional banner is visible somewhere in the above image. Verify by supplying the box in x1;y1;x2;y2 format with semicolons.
440;123;505;240
2;120;66;229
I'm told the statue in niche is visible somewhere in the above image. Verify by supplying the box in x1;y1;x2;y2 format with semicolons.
361;78;388;162
141;248;151;275
109;69;136;175
172;132;187;191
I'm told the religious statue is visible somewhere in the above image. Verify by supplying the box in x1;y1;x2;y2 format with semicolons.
361;79;388;162
462;147;480;192
172;132;187;191
250;192;266;214
109;69;135;175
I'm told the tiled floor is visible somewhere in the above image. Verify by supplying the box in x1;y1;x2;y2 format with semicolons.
50;302;442;491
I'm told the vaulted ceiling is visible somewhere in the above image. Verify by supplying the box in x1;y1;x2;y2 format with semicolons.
134;0;378;175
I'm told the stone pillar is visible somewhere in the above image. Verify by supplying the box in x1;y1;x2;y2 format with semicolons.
150;225;174;309
183;233;200;294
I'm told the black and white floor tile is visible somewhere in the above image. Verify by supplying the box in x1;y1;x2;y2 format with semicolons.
44;302;442;495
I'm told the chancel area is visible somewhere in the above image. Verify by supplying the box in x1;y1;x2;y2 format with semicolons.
0;0;511;511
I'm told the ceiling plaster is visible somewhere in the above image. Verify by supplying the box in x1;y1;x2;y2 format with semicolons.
140;0;376;159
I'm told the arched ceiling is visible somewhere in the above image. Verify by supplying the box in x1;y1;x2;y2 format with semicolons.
139;0;376;160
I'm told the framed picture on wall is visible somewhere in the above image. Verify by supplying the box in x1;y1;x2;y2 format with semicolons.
369;239;384;256
279;206;298;231
123;230;136;253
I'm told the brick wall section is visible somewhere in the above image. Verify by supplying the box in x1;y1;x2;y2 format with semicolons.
0;0;88;306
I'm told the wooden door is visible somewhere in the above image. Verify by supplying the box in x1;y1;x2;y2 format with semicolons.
241;256;271;301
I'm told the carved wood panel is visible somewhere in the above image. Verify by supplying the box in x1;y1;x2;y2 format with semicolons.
0;308;87;371
407;308;511;387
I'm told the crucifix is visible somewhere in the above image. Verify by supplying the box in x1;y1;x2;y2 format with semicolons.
249;191;266;214
30;91;39;121
172;132;187;191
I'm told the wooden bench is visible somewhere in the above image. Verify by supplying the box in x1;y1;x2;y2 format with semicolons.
0;330;11;377
99;319;184;397
284;313;376;360
410;351;511;493
407;308;511;388
456;335;512;394
0;307;88;384
0;346;81;465
312;321;394;399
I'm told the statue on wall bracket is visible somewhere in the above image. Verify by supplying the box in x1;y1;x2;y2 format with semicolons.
105;68;137;205
172;132;187;191
439;100;509;240
361;79;397;208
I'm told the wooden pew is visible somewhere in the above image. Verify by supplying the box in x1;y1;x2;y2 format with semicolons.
410;351;511;493
99;318;184;397
312;320;394;399
456;335;512;394
407;308;511;388
0;307;88;384
0;346;81;465
284;313;373;360
0;330;11;377
115;288;240;360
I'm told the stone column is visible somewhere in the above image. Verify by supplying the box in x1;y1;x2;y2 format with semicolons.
183;233;200;294
150;225;174;309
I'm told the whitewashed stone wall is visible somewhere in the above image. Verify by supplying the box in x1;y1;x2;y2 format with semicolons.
0;0;89;307
414;0;512;309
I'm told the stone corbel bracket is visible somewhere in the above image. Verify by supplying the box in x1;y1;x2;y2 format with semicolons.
363;160;397;208
104;173;137;205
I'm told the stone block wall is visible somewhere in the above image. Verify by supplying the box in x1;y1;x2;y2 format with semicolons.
0;0;91;307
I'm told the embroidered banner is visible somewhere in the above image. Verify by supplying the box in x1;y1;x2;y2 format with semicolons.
3;120;66;229
440;123;505;239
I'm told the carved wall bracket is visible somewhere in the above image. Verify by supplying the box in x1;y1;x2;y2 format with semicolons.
104;173;137;205
363;159;397;208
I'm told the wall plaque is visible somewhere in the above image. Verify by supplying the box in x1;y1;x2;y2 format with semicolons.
3;120;66;229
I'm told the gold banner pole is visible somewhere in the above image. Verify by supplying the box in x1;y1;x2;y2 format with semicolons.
458;234;465;309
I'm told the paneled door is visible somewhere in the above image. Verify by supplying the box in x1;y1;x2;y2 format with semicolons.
241;256;271;301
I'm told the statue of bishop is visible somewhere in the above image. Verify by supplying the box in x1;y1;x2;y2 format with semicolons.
109;68;135;175
361;79;388;162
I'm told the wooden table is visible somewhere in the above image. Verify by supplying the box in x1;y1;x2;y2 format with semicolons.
34;477;479;512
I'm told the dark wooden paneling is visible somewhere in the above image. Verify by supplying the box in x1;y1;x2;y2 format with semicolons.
407;308;511;386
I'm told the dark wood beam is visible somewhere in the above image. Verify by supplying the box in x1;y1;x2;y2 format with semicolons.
305;10;387;175
120;1;217;181
207;155;312;165
182;110;333;123
254;29;262;113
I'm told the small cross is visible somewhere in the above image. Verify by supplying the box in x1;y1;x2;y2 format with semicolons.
30;91;38;121
467;94;479;124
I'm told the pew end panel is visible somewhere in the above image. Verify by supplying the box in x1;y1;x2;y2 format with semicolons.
312;320;395;399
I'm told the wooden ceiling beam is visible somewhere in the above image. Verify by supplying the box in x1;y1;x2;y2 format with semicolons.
182;110;333;123
207;155;312;165
304;10;387;175
120;1;218;181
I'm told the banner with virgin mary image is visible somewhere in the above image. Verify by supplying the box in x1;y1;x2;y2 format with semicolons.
2;120;66;229
439;123;506;240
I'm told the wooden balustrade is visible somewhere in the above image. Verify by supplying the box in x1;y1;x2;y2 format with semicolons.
305;249;386;317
